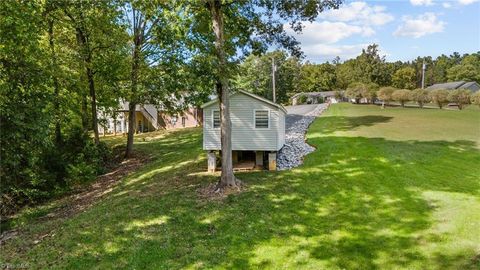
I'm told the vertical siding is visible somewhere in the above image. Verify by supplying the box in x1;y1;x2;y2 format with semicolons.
203;93;285;151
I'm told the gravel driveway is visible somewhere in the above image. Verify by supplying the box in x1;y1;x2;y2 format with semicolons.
277;103;329;170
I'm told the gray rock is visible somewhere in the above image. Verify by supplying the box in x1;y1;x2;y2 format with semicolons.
277;104;328;170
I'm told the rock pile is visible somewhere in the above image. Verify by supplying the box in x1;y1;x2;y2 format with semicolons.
277;103;329;170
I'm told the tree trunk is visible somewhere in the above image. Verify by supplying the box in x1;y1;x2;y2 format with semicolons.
125;102;136;158
86;66;100;144
74;25;100;144
209;0;237;187
81;94;89;132
48;19;62;146
125;35;141;158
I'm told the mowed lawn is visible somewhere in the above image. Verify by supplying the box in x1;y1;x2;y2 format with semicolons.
2;104;479;269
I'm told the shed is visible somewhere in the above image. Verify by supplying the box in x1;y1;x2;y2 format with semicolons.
201;90;287;171
426;81;479;92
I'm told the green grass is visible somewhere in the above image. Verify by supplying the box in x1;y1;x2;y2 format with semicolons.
2;104;479;269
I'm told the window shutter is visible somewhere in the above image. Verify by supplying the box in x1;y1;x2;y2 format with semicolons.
213;110;220;128
255;110;269;128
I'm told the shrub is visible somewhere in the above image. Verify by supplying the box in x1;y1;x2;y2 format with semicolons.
428;89;449;109
471;91;480;107
346;82;367;104
448;89;471;110
410;89;430;108
392;89;411;107
377;87;396;106
297;94;307;104
363;82;379;104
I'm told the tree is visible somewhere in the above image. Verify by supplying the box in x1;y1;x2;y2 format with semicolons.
62;1;123;144
123;2;186;158
410;89;429;108
447;64;480;82
363;82;379;104
190;0;343;188
377;87;396;106
299;62;336;93
345;82;367;104
392;89;411;107
428;89;449;109
471;91;480;107
392;67;416;89
448;89;471;110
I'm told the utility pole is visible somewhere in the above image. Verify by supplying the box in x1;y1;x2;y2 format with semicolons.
421;60;426;89
272;57;276;103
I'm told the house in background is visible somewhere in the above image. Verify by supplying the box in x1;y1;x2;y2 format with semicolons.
98;101;202;135
202;90;286;171
291;91;344;105
426;81;480;92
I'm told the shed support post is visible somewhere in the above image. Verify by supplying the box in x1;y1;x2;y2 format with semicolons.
232;151;238;164
207;151;216;173
255;151;264;168
268;152;276;171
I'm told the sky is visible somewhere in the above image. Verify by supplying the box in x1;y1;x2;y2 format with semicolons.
284;0;480;63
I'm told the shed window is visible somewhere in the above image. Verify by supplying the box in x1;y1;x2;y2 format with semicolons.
213;110;220;128
255;110;269;128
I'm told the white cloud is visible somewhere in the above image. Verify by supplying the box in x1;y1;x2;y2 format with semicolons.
410;0;434;6
458;0;479;5
319;1;394;26
300;43;389;62
287;21;374;45
394;13;445;38
442;2;452;8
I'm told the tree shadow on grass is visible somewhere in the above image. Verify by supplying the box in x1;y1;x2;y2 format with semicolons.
317;115;393;134
4;124;479;269
30;134;477;269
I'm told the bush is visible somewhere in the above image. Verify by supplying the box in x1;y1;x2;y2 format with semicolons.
297;94;308;104
448;89;471;110
392;89;411;107
0;125;112;217
346;82;367;104
471;92;480;107
377;87;396;106
428;89;449;109
410;89;430;108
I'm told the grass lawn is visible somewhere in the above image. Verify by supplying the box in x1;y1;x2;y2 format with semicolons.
2;104;479;269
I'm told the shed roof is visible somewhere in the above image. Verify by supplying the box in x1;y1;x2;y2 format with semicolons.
201;89;287;114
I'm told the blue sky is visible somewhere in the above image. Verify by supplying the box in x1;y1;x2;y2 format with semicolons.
285;0;480;63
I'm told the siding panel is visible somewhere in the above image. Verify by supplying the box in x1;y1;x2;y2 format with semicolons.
203;93;285;151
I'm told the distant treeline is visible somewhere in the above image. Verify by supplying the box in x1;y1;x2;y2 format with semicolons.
234;45;480;105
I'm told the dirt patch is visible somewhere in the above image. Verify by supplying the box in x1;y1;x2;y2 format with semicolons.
197;179;247;201
0;154;150;245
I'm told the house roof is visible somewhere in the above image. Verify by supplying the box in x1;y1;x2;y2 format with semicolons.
291;91;339;99
426;81;479;91
201;89;287;114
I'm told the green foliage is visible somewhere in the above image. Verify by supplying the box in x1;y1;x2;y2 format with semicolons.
471;91;480;107
345;82;367;103
410;88;430;108
428;89;449;109
447;54;480;82
297;94;308;104
392;89;411;107
448;89;471;110
377;86;396;105
393;67;416;89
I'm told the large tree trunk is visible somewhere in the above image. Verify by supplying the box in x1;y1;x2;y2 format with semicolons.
48;19;62;146
209;0;237;187
74;25;100;144
125;102;136;158
125;36;141;158
86;66;100;144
